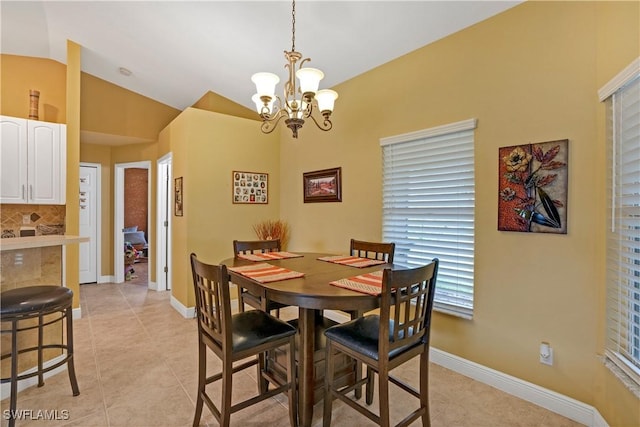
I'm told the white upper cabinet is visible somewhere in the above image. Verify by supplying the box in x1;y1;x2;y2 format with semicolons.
1;115;66;204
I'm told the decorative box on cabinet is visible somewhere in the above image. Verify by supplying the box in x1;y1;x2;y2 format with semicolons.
0;115;66;204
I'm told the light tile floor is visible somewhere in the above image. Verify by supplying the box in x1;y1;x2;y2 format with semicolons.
1;269;583;427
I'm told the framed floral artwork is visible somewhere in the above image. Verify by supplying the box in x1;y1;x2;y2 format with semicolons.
498;140;568;233
303;167;342;203
232;171;268;204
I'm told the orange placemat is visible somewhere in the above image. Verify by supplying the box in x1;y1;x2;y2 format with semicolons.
228;263;304;283
237;251;303;262
329;270;384;295
318;255;386;268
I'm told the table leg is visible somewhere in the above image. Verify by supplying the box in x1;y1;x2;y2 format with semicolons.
298;307;317;427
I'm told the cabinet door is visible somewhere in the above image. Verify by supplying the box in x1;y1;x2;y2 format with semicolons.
28;120;64;204
0;116;28;203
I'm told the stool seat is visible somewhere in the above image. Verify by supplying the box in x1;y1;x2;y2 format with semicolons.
1;286;73;317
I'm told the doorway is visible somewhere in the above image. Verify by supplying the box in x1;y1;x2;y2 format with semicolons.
79;163;101;284
114;161;151;285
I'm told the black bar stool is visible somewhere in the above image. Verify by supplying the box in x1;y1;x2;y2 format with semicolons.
1;286;80;427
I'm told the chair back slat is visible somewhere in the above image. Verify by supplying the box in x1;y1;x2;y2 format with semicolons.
233;239;281;255
190;253;232;348
350;238;395;263
380;259;438;356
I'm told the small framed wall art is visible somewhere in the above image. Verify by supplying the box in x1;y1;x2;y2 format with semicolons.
174;177;183;216
233;171;269;204
303;167;342;203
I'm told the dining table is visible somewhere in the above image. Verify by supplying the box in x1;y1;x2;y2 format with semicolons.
220;252;392;427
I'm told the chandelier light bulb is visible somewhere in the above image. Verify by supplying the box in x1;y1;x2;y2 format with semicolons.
296;68;324;96
315;89;338;113
251;72;280;98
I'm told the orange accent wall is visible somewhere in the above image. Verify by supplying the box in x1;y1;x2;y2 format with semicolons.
124;168;148;235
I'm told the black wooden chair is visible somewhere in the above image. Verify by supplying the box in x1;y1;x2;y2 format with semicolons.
190;253;298;427
233;239;290;317
350;238;395;263
323;259;439;427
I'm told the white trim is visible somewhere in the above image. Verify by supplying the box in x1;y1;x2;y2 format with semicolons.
147;280;159;291
0;355;67;401
598;57;640;101
170;295;195;319
379;118;477;146
72;306;81;319
430;348;607;427
98;274;115;284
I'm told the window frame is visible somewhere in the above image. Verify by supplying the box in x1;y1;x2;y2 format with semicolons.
600;57;640;394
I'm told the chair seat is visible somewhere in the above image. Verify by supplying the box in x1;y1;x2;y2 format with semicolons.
324;315;416;361
0;286;73;317
231;310;296;353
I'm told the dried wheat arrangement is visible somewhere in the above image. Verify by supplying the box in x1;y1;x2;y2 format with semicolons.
253;219;290;249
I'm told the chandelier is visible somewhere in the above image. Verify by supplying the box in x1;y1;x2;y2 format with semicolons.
251;0;338;139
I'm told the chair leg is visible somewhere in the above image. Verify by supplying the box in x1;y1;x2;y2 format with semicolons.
220;357;233;427
8;320;18;427
258;351;269;393
65;306;80;396
365;366;374;405
286;336;298;427
378;369;390;427
323;340;335;427
420;351;431;427
37;313;44;387
192;342;206;427
349;310;363;399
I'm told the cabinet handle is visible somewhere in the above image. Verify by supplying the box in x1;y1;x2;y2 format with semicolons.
22;185;25;200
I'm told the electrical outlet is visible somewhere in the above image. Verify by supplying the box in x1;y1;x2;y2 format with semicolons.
540;342;553;366
22;215;30;224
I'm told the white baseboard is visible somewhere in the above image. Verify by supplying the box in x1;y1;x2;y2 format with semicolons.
430;348;607;427
72;307;81;319
147;281;159;291
0;355;67;402
170;295;195;319
98;275;114;283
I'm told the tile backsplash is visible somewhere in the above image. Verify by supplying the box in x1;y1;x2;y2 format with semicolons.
0;204;66;238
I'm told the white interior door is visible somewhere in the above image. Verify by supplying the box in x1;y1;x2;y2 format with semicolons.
156;154;172;291
79;164;99;283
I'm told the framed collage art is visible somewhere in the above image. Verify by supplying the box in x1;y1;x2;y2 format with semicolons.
233;171;268;204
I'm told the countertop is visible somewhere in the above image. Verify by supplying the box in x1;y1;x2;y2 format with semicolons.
0;235;89;251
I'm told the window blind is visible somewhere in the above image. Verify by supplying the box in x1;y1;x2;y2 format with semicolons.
604;65;640;390
381;119;476;319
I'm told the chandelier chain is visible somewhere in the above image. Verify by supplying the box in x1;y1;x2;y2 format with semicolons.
291;0;296;52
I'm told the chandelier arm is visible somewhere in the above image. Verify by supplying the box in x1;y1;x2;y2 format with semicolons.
260;110;288;134
307;110;333;132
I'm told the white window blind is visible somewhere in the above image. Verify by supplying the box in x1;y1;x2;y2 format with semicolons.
381;119;476;319
603;59;640;392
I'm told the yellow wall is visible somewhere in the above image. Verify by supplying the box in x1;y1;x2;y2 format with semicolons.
0;54;67;122
279;1;639;425
165;108;280;308
81;73;180;140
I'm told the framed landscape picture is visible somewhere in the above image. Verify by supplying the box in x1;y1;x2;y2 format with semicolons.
303;167;342;203
232;171;268;204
